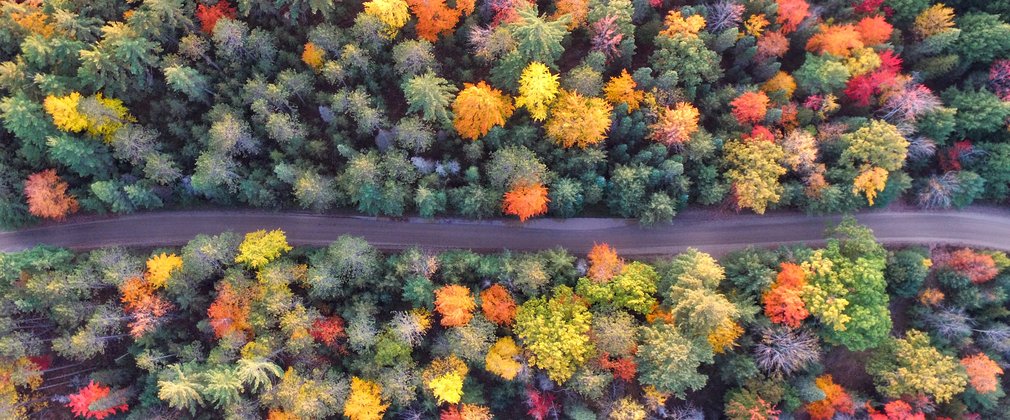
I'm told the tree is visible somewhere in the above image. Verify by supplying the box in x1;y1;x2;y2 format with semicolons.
754;326;821;375
649;102;700;149
515;62;559;121
853;166;888;206
434;285;476;327
961;353;1004;394
452;81;514;140
306;235;382;299
403;72;457;125
407;0;462;41
485;337;522;381
158;365;205;415
944;248;998;284
886;248;930;298
724;139;786;214
514;286;593;383
587;243;623;282
480;284;516;326
301;42;325;70
506;5;570;66
636;323;712;398
196;0;236;33
776;0;809;33
363;0;410;39
503;183;550;222
806;24;864;57
310;315;347;348
23;169;78;220
763;262;810;328
730;91;770;125
603;69;644;113
207;282;253;339
840;120;908;189
544;89;613;148
145;252;182;288
423;355;468;404
576;261;658;315
344;377;388;420
234;229;292;269
805;375;855;420
794;54;851;94
856;15;892;45
67;381;128;420
868;329;968;403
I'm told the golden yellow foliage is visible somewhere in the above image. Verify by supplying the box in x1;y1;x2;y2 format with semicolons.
11;10;55;38
545;89;613;148
659;10;706;38
761;71;797;98
744;14;770;38
852;166;888;206
452;81;514;140
423;355;469;404
914;4;955;38
301;42;325;71
707;319;744;354
515;62;560;121
603;69;644;113
235;229;293;269
343;377;389;420
363;0;410;39
146;253;183;289
44;92;89;133
485;337;522;380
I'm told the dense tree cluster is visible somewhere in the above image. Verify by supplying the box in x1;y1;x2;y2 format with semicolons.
3;220;1009;417
0;0;1008;228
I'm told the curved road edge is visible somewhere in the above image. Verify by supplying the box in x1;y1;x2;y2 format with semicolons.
2;208;1010;256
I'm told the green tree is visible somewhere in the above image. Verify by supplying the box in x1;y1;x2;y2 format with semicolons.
306;235;382;300
636;323;713;398
402;72;457;125
942;87;1010;138
576;261;658;314
793;53;850;94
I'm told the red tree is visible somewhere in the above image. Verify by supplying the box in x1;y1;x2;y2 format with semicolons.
408;0;462;41
599;352;637;381
196;0;237;34
868;400;926;420
310;315;347;349
526;388;556;420
856;15;893;45
67;381;128;420
776;0;809;33
503;183;549;222
945;248;999;284
24;169;78;220
806;375;855;420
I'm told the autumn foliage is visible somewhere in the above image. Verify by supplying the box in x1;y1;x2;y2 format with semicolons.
196;0;237;34
587;243;623;282
407;0;463;42
480;284;517;326
344;377;388;420
599;352;637;381
435;284;476;327
961;353;1004;394
301;42;325;70
67;381;128;420
145;253;183;288
806;24;864;57
603;69;644;113
24;169;79;220
503;183;549;222
763;262;811;327
806;375;855;420
942;248;999;284
452;81;514;140
207;282;253;339
730;91;770;125
649;102;700;148
310;315;347;348
776;0;809;33
868;400;926;420
545;89;613;148
121;276;174;338
856;15;893;46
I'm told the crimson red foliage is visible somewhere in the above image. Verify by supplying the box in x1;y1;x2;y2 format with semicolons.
745;125;776;142
844;53;901;106
526;388;557;420
196;0;237;34
939;141;973;172
67;381;128;420
310;315;347;349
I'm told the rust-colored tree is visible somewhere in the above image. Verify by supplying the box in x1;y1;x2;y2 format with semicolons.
587;243;623;282
120;276;174;338
24;169;79;220
649;102;700;148
408;0;462;41
207;282;253;339
806;24;864;57
310;315;347;349
435;285;476;327
503;183;549;222
196;0;236;34
763;263;810;328
730;91;770;125
599;352;637;381
856;15;892;45
945;248;999;284
806;375;854;420
776;0;809;33
480;284;517;326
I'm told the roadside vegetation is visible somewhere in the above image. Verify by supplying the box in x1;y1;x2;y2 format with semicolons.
2;0;1010;228
2;219;1009;418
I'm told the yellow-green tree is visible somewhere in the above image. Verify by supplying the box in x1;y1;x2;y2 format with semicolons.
43;92;132;141
515;62;559;121
235;229;293;269
867;329;967;403
545;89;613;148
343;377;389;420
723;139;786;214
514;285;593;383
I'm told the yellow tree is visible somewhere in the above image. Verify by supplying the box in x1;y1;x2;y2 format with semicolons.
485;337;522;380
724;139;787;214
43;92;88;133
603;69;645;113
363;0;410;39
423;355;469;404
452;81;514;140
43;92;132;141
852;166;888;206
343;377;388;420
235;229;293;269
301;42;325;71
515;62;559;121
545;89;613;148
146;253;183;288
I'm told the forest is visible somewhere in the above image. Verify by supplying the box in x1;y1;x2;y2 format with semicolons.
2;0;1010;227
2;220;1009;418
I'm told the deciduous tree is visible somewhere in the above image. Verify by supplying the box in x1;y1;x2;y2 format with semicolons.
515;62;559;121
730;91;770;125
24;169;78;220
435;284;476;327
544;89;613;148
67;381;129;420
196;0;236;34
344;377;388;420
724;139;786;214
235;229;292;269
649;102;700;148
514;286;593;383
363;0;410;39
452;81;514;140
408;0;462;41
503;183;550;222
868;329;968;403
480;284;516;326
603;69;644;113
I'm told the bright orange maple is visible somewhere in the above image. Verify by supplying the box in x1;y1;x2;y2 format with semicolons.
208;282;253;339
434;285;476;327
762;262;810;328
452;81;514;141
961;353;1004;394
480;284;516;326
806;24;864;57
776;0;809;33
503;183;549;222
24;169;79;220
408;0;462;41
730;91;770;125
120;276;173;338
806;375;855;420
587;243;623;282
855;15;893;46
